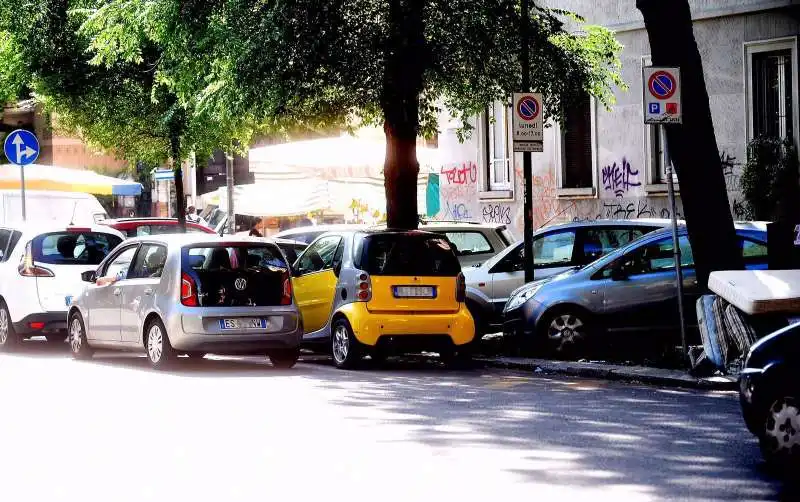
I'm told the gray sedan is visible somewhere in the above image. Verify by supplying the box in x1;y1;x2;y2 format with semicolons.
502;223;769;357
67;234;303;369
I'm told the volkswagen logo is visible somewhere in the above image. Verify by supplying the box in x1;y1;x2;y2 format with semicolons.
234;278;248;291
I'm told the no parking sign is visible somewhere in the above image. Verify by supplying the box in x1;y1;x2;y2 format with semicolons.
643;67;682;124
512;93;544;152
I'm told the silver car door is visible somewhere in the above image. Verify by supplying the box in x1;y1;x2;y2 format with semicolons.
87;245;139;342
119;244;167;343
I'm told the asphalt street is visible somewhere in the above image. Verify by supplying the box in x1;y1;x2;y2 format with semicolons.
0;340;795;502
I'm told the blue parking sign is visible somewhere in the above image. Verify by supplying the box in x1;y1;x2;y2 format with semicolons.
649;103;660;114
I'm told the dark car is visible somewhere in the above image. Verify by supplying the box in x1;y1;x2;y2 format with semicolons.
101;218;216;238
739;322;800;469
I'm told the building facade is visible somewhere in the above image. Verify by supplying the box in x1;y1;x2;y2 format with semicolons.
429;0;800;238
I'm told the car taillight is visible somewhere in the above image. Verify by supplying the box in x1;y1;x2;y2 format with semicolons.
356;272;372;302
18;242;54;278
456;272;466;303
281;272;292;305
181;272;199;306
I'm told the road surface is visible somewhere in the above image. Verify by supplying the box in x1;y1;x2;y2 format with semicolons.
0;340;794;501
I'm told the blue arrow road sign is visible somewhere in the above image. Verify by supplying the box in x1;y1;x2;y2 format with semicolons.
4;129;40;166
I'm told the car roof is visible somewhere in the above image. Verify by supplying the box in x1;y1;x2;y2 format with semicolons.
274;224;366;236
417;220;507;230
120;233;287;248
1;221;125;239
538;218;675;232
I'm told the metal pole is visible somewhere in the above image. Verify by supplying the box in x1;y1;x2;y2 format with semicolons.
20;164;26;221
190;151;198;209
663;124;689;362
225;153;235;235
521;0;535;283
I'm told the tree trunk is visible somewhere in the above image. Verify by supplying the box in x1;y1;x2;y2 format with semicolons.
637;0;743;287
382;0;426;230
170;133;186;233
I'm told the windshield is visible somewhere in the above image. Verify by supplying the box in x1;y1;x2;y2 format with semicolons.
356;233;461;277
32;231;122;266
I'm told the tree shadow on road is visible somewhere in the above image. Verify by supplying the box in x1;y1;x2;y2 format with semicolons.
301;356;796;501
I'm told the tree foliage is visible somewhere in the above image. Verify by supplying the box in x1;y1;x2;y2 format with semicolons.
741;136;800;221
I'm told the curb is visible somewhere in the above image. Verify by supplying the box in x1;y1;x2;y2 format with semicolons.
476;356;738;391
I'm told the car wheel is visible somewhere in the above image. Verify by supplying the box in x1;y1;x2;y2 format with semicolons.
46;334;67;343
269;348;300;369
540;308;591;358
186;352;206;360
0;301;19;351
331;318;362;369
68;312;93;360
145;318;175;369
759;396;800;469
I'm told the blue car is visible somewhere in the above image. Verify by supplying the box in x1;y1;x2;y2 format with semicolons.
502;223;768;357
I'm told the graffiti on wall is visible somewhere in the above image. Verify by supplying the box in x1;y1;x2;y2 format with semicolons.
571;199;683;222
435;161;479;221
720;151;742;192
602;158;641;197
482;204;512;225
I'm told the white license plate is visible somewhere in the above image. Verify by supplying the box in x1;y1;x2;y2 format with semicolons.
218;318;268;330
393;286;436;298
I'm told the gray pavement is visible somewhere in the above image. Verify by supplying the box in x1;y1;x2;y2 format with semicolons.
0;340;796;501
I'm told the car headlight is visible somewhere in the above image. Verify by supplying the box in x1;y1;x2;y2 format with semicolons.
505;284;542;312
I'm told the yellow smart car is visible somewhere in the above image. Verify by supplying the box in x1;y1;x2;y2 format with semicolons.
291;229;475;368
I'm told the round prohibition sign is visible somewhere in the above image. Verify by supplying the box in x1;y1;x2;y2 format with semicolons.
516;95;540;121
648;71;677;100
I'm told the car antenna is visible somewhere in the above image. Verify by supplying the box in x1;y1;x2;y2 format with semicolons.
69;201;78;226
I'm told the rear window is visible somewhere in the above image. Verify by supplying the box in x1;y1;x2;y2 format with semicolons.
356;233;461;277
443;231;493;256
182;244;289;307
33;232;122;265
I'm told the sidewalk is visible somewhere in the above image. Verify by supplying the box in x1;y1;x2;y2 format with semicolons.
477;356;738;391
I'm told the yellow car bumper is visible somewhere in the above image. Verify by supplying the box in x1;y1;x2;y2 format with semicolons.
338;302;475;347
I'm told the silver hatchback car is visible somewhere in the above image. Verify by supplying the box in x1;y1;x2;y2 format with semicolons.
67;234;303;369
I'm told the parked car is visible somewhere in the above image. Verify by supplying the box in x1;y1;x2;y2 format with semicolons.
275;221;515;267
100;217;216;237
0;223;124;349
290;229;475;368
0;190;108;226
739;322;800;469
67;234;303;369
502;223;769;357
465;219;668;335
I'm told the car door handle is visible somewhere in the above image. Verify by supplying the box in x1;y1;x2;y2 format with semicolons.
113;288;122;296
144;288;154;296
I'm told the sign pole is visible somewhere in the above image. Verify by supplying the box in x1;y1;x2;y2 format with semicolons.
663;125;689;361
20;164;26;221
520;0;535;283
225;153;235;235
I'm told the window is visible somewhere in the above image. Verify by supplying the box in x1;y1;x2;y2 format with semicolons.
556;93;597;194
444;232;493;256
746;39;798;145
129;244;168;279
0;230;20;262
479;100;513;197
581;228;649;264
295;236;342;275
606;236;693;277
740;237;768;266
101;246;139;281
33;232;123;266
356;234;461;277
533;230;576;267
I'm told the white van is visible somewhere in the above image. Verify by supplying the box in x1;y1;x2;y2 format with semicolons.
0;190;109;226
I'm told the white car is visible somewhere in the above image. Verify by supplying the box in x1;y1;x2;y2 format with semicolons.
0;223;125;349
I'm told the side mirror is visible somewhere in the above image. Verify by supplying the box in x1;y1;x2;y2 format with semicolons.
610;266;628;281
81;270;97;283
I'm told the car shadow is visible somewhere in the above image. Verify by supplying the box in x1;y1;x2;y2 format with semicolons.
83;353;314;378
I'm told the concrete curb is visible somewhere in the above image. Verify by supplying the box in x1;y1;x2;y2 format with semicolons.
477;356;738;391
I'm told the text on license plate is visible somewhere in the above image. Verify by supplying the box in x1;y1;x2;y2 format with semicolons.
219;318;267;330
393;286;436;298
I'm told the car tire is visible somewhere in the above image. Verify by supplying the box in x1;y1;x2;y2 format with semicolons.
331;318;362;370
759;395;800;472
269;348;300;369
538;307;592;359
68;312;93;360
0;301;19;351
46;334;67;343
145;318;176;369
